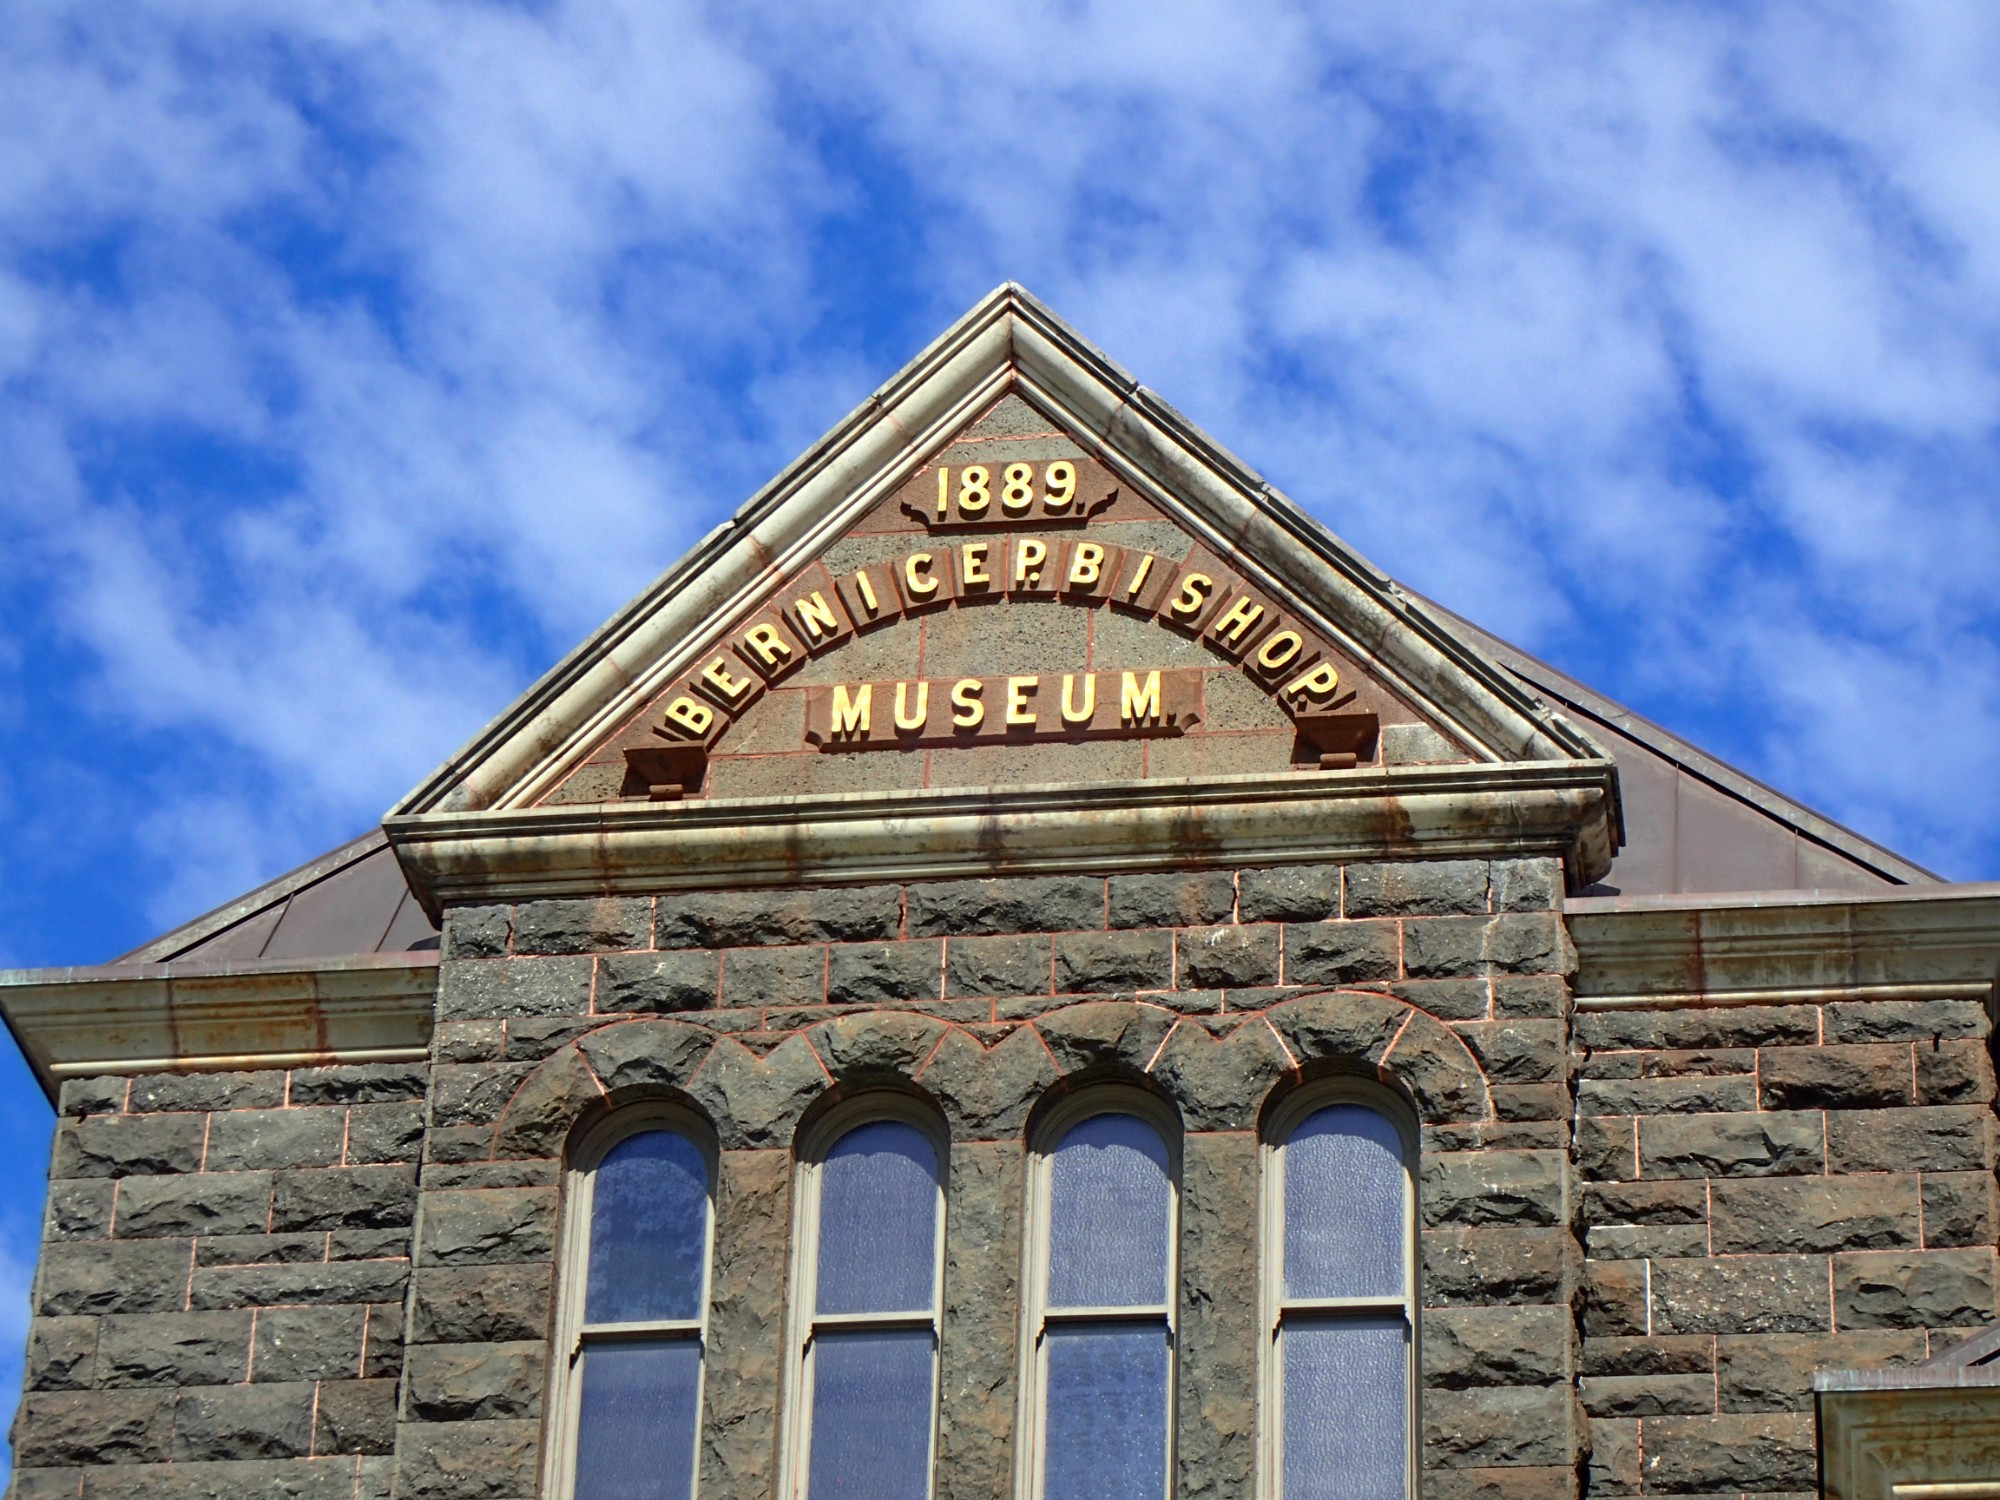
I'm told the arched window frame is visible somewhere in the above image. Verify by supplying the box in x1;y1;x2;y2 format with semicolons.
1258;1077;1420;1500
544;1102;719;1500
1015;1084;1183;1500
779;1092;951;1500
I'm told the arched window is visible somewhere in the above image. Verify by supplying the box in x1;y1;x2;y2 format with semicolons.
1263;1089;1417;1500
784;1105;946;1500
550;1113;715;1500
1022;1091;1179;1500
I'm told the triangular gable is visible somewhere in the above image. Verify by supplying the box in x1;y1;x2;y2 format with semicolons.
394;285;1605;816
386;286;1622;907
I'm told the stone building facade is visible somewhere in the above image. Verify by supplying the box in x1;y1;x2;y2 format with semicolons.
4;286;1998;1499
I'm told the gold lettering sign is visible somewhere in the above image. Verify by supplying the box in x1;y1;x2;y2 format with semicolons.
804;670;1202;749
900;455;1122;529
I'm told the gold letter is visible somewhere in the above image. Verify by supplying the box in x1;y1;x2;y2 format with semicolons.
1006;675;1038;726
1282;662;1341;704
894;680;929;731
1210;594;1264;645
1123;552;1155;601
936;467;950;519
951;678;985;728
1061;673;1096;724
904;552;939;598
664;696;713;737
698;657;754;704
742;622;793;668
1168;572;1213;619
960;541;990;586
1067;542;1104;588
1014;538;1048;587
1255;629;1303;672
853;569;881;616
1121;669;1162;725
795;591;840;642
831;683;871;737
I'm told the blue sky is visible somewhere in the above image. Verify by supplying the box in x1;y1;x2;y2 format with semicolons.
3;0;2000;1446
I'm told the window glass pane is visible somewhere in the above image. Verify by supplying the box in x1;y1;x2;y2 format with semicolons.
1041;1322;1169;1500
573;1338;701;1500
1281;1315;1408;1500
1283;1105;1406;1301
806;1327;935;1500
815;1120;939;1316
1047;1113;1170;1309
587;1130;710;1325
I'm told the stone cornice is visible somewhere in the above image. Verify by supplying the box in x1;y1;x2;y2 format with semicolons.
0;954;437;1101
1567;883;2000;1010
386;759;1620;918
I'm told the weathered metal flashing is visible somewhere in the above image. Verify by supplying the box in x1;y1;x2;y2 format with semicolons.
1568;883;2000;1010
0;953;437;1101
386;759;1620;919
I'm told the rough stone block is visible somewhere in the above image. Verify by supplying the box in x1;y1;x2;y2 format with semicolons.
395;1417;543;1499
172;1381;316;1460
1388;978;1491;1022
1150;1017;1291;1132
1404;914;1572;979
1107;871;1234;928
1578;1075;1758;1116
1422;1305;1571;1387
511;896;651;954
1639;1411;1816;1493
687;1035;827;1149
919;1026;1058;1141
430;1063;534;1130
1828;1105;1993;1173
503;1017;596;1062
1715;1330;1925;1411
1422;1151;1566;1229
44;1178;115;1241
657;884;904;947
1585;1224;1707;1260
1922;1171;1998;1247
1758;1043;1914;1109
906;876;1102;937
1582;1260;1648;1337
128;1072;283;1113
1917;1039;1997;1105
1490;976;1567;1019
1587;1417;1640;1495
1581;1335;1714;1376
438;955;594;1021
406;1341;546;1421
1490;858;1560;913
1580;1373;1714;1415
38;1239;190;1317
1834;1248;1998;1328
595;950;719;1013
1424;1228;1575;1307
826;941;943;1005
1238;864;1340;922
193;1232;322;1267
1638;1110;1824;1179
1574;1115;1636;1182
1649;1254;1832;1334
1709;1174;1920;1254
14;1390;174;1466
1450;1020;1563;1084
93;1310;252;1388
24;1318;97;1391
1422;1384;1577;1467
944;934;1052;997
202;1107;346;1172
58;1076;125;1117
1283;920;1398;984
409;1264;554;1345
1575;1004;1819;1052
315;1378;398;1455
418;1187;557;1267
243;1304;368;1384
113;1171;273;1240
188;1260;409;1311
442;905;511;959
288;1062;429;1105
346;1100;427;1164
1584;1180;1709;1226
1344;859;1489;917
1825;997;1990;1042
52;1113;205;1179
718;944;826;1006
1054;930;1173;993
1176;925;1278;988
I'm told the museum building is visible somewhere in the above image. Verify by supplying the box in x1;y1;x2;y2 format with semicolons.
4;286;2000;1500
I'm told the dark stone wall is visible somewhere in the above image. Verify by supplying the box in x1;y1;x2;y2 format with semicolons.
11;1062;425;1499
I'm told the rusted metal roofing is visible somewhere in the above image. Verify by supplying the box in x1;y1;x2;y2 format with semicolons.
116;829;438;966
1418;595;1935;896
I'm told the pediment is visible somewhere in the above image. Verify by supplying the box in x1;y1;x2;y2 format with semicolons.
386;286;1620;904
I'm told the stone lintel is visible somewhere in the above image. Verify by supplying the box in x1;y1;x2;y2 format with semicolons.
386;760;1619;919
1569;884;2000;1010
0;954;437;1099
